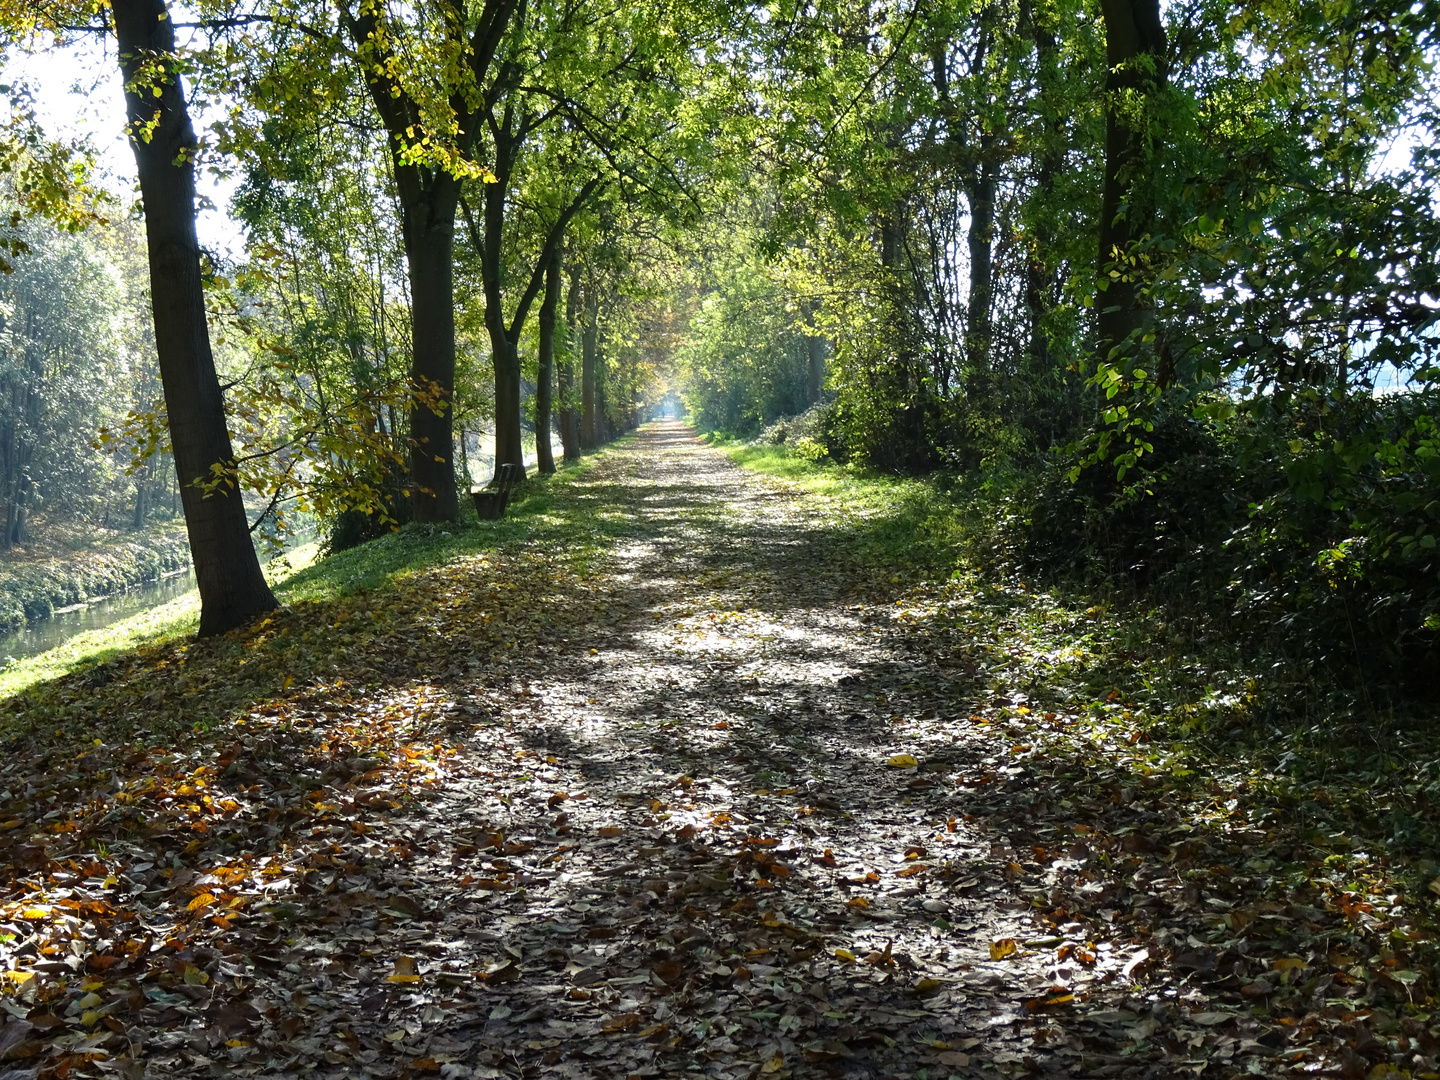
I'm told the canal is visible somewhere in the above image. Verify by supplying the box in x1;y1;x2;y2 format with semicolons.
0;568;197;668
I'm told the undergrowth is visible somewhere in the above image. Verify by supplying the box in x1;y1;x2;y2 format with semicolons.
725;439;1440;897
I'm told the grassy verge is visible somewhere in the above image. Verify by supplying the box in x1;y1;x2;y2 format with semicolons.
726;439;1440;958
0;449;617;731
0;522;192;632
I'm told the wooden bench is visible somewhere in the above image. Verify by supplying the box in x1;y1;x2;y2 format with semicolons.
472;462;523;520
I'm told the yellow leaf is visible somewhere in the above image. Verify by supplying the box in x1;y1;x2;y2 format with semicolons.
886;753;919;768
387;956;422;983
1;819;23;830
187;892;216;911
20;907;50;919
1270;957;1309;974
761;1056;785;1074
4;971;34;985
183;965;210;985
80;1010;102;1027
834;948;857;963
911;977;944;995
990;938;1018;961
846;896;869;908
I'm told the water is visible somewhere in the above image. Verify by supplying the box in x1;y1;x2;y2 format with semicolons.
0;567;196;667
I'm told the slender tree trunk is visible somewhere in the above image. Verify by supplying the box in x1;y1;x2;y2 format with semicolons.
580;286;598;451
2;415;14;552
1096;0;1168;363
478;139;527;479
534;247;561;474
964;154;997;395
806;336;827;405
557;263;581;462
1024;11;1061;377
113;0;277;636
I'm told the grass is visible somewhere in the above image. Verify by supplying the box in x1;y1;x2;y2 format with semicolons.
723;436;1440;911
0;448;619;712
720;441;976;583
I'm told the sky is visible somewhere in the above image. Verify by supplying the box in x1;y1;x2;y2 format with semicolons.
5;34;246;258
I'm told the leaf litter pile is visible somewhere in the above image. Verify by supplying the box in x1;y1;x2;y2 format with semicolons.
2;421;1439;1079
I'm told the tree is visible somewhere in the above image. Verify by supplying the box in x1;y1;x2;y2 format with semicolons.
332;0;519;521
1094;0;1167;367
113;0;278;635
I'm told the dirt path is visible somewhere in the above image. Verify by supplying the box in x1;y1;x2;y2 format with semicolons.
6;422;1373;1080
353;422;1126;1080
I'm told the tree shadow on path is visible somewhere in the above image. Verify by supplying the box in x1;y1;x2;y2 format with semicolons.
0;422;1415;1080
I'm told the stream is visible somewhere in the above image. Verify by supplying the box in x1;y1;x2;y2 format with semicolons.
0;567;197;667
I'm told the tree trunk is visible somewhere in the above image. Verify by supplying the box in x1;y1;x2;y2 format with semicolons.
805;336;826;405
1096;0;1168;364
964;155;997;394
1024;10;1062;378
580;286;598;450
401;185;461;520
534;247;561;474
557;262;581;462
113;0;277;636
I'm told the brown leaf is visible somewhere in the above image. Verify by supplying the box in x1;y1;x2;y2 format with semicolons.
602;1013;642;1033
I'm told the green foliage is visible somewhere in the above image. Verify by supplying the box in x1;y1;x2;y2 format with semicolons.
0;525;190;633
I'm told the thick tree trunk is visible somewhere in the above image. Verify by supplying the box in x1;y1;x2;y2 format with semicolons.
557;263;581;462
113;0;277;636
1096;0;1168;363
401;187;461;520
534;247;561;474
580;286;599;451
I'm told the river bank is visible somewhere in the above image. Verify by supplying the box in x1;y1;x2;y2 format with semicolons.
0;522;191;633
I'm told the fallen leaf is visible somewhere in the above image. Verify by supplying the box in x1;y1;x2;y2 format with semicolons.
386;956;422;984
990;938;1018;961
886;753;919;768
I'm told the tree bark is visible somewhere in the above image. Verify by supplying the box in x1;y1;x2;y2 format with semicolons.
338;0;520;520
399;180;461;520
580;285;598;451
113;0;277;636
557;262;581;462
964;155;997;387
1024;3;1062;380
1096;0;1168;363
534;246;561;474
806;335;827;405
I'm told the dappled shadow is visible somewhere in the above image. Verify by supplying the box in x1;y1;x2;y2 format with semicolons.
0;421;1415;1079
